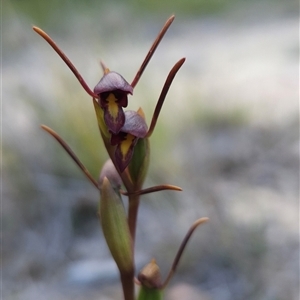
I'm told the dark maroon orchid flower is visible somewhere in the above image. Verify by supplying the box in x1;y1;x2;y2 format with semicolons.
110;110;148;172
94;71;133;134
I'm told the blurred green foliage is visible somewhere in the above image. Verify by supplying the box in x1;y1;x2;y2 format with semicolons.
8;0;231;25
9;0;298;29
8;0;299;20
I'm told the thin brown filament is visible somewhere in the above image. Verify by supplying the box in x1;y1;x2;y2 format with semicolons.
162;217;209;288
121;184;182;196
33;26;98;99
146;58;185;138
131;15;175;88
41;125;99;190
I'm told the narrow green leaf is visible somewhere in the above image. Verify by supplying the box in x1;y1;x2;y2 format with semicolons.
100;177;133;273
128;137;150;189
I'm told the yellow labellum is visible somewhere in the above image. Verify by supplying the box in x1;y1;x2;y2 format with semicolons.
120;134;135;160
107;93;119;119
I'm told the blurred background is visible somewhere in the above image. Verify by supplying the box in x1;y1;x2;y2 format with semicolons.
3;0;299;299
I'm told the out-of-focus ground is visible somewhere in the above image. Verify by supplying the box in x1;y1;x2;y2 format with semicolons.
3;1;299;300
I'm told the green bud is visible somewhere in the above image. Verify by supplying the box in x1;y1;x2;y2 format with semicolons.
99;177;133;273
99;159;122;191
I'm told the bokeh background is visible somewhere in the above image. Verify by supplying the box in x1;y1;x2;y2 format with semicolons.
3;0;299;299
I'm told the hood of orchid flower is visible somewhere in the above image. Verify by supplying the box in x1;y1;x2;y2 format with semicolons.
94;71;133;95
121;110;148;138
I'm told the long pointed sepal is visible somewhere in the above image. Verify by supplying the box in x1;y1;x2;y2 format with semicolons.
146;58;185;138
41;125;99;190
131;15;175;88
33;26;98;98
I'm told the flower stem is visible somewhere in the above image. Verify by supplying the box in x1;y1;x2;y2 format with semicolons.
120;193;140;300
128;193;140;246
121;269;135;300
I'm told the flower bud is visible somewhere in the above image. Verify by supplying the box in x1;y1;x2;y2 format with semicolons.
137;259;163;300
138;259;162;289
99;159;122;190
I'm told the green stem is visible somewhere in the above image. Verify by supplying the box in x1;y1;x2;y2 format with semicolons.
138;287;163;300
128;193;140;246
